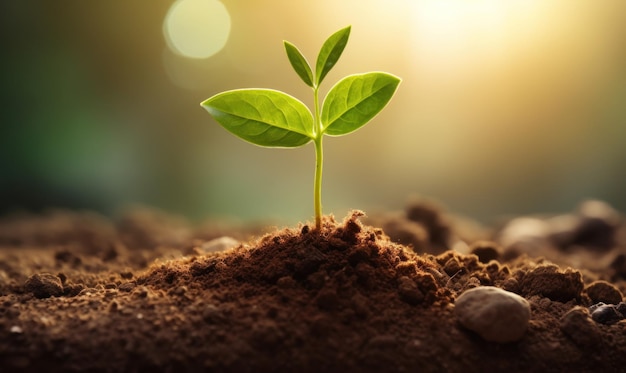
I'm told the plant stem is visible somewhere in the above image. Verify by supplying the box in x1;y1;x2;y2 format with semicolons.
313;86;323;230
313;135;323;230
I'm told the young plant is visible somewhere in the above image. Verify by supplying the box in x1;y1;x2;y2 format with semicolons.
201;26;400;230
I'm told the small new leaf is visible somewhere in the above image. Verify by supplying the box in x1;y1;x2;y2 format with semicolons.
321;72;401;136
315;25;351;86
201;89;314;148
284;41;314;87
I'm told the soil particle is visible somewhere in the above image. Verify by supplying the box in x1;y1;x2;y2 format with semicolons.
374;218;429;253
519;265;584;302
405;199;452;250
560;307;603;349
469;240;501;263
397;275;425;305
54;250;82;266
442;256;463;276
584;280;624;305
364;198;464;255
24;273;64;298
454;286;531;343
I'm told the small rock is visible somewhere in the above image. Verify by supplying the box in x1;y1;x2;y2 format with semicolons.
584;281;623;305
454;286;531;343
589;303;625;325
25;273;64;299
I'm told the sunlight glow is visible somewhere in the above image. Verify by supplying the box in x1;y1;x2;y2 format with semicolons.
409;0;547;71
163;0;231;59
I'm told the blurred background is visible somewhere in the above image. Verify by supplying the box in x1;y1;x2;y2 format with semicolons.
1;0;625;225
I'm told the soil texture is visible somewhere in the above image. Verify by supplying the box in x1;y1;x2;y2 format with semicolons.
0;200;625;372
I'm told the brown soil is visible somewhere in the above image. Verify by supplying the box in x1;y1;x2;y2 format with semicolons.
0;201;625;372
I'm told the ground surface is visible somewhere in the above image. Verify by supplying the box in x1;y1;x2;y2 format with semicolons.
0;200;625;372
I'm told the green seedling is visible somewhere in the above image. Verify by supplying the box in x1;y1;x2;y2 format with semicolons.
201;26;400;230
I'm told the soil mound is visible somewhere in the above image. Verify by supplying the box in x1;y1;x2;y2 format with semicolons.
0;205;625;372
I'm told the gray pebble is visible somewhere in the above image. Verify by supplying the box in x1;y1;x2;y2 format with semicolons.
455;286;531;343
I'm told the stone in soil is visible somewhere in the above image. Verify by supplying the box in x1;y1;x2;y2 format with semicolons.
589;302;626;324
454;286;531;343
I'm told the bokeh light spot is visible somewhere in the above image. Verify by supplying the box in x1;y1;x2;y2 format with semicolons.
163;0;231;59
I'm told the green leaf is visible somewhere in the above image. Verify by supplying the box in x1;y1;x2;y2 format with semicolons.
315;26;351;86
201;89;314;148
284;41;314;87
321;72;401;136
